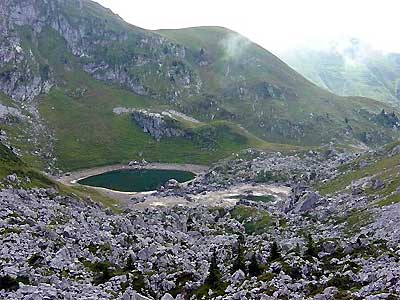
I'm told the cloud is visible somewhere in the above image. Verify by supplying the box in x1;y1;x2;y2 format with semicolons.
95;0;400;54
220;33;251;59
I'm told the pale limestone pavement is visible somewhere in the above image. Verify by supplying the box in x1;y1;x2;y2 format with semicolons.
1;149;399;299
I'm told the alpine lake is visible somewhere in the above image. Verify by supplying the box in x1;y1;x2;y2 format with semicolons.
77;169;196;192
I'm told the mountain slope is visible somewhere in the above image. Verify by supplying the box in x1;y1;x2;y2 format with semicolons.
280;38;400;106
0;1;399;171
316;141;400;208
0;142;52;188
35;25;276;170
158;27;400;145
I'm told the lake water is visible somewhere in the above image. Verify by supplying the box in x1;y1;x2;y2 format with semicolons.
78;169;196;192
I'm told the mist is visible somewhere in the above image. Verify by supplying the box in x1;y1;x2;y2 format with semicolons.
95;0;400;55
220;33;251;59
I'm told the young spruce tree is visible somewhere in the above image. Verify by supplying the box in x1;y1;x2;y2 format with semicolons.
206;250;222;289
232;240;246;273
305;234;318;257
270;241;281;261
248;252;261;277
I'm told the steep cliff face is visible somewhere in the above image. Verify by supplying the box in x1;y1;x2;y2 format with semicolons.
0;25;53;101
0;0;202;103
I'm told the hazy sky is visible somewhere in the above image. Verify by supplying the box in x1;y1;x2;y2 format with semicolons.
95;0;400;54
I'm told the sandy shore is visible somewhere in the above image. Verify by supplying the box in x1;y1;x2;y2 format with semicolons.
53;164;290;210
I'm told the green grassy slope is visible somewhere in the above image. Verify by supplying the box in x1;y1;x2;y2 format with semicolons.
316;142;400;207
33;27;289;171
0;141;122;210
157;26;316;91
0;93;46;169
0;143;52;188
157;27;400;146
2;2;399;172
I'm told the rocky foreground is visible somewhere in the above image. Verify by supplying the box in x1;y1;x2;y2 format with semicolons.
1;149;400;299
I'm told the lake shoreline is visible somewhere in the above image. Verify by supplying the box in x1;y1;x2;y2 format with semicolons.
56;162;208;185
78;169;196;193
54;162;209;201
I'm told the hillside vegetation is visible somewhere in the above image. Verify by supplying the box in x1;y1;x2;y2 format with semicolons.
0;141;121;209
0;0;399;171
0;143;53;188
316;142;400;207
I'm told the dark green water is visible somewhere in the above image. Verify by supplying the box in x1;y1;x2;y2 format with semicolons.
78;169;195;192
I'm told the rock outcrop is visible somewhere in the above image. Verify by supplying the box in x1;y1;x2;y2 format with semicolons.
132;110;187;141
0;104;25;124
293;191;320;213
